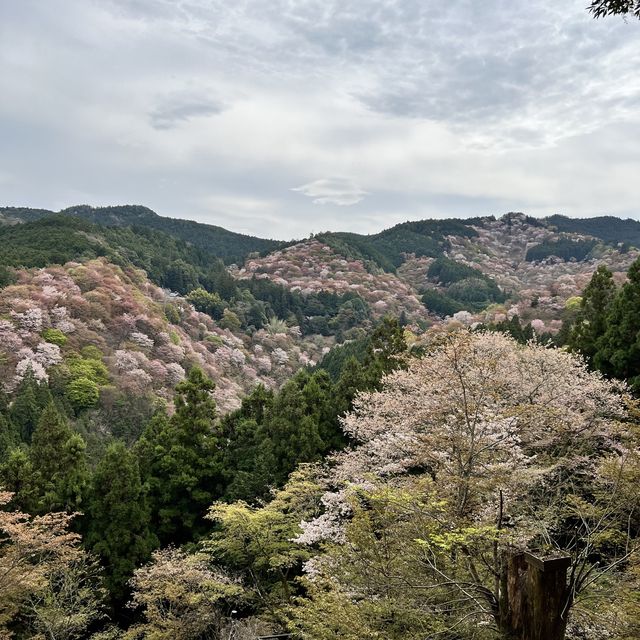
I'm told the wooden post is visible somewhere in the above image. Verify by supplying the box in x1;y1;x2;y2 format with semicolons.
502;552;571;640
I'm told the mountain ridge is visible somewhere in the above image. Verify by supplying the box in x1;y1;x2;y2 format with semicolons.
3;205;640;265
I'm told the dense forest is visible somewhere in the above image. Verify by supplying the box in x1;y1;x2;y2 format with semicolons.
1;207;640;640
0;205;285;264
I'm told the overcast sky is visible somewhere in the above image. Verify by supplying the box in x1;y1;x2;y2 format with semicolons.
1;1;639;239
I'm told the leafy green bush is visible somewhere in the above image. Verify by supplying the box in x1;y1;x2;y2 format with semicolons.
67;377;100;410
446;277;506;307
41;328;68;346
186;288;226;320
68;358;109;386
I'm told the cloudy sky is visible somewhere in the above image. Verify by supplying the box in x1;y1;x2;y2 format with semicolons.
1;1;639;239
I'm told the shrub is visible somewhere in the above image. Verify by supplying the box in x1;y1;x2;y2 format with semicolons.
41;328;68;346
67;377;100;410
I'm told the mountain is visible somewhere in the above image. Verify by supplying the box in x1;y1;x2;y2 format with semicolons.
0;257;337;440
315;218;479;272
0;213;268;296
5;204;640;271
3;207;640;337
545;214;640;248
236;212;638;334
0;204;285;263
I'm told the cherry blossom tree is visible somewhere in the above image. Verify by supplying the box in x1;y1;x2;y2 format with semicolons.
126;548;242;640
0;490;103;637
298;332;638;639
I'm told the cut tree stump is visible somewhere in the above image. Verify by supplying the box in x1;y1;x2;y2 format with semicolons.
501;552;572;640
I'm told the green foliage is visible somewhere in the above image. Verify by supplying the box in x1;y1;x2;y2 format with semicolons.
448;277;504;306
592;260;640;389
163;303;181;324
317;219;478;272
421;288;465;316
67;357;109;385
62;351;109;411
0;264;15;288
67;377;100;410
316;335;369;380
547;214;640;247
221;370;337;501
422;258;505;315
41;327;68;346
136;368;224;545
186;287;226;320
220;318;408;503
218;385;274;502
525;237;597;262
563;258;640;390
29;402;89;514
206;465;322;610
568;265;616;362
288;481;491;640
427;256;483;284
0;413;19;462
0;216;108;267
588;0;640;20
86;441;158;601
99;389;162;445
0;446;39;511
219;308;242;332
9;370;52;442
477;315;536;344
1;204;284;263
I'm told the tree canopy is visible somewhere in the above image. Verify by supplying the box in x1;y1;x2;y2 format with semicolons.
589;0;640;19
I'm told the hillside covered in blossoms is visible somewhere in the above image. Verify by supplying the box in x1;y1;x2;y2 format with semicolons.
2;205;640;640
0;258;339;420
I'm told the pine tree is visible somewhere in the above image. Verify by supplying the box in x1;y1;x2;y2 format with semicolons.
595;259;640;388
29;402;88;514
87;441;158;602
0;413;20;462
260;372;325;486
0;447;39;512
569;264;616;363
220;385;275;502
9;370;52;442
136;367;224;545
365;316;408;383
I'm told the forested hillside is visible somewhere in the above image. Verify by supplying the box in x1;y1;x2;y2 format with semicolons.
0;205;285;263
2;207;640;640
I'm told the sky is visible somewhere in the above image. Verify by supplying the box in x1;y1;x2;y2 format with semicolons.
1;0;639;240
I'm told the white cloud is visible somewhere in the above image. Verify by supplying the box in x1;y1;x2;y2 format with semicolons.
0;0;639;236
292;177;367;206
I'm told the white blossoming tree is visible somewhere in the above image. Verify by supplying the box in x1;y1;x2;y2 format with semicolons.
294;332;640;640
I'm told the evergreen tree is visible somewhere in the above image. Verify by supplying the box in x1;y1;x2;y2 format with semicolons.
29;402;88;514
488;314;535;344
136;368;223;545
364;316;408;384
220;385;275;502
0;447;39;512
9;370;52;442
569;265;616;363
0;413;20;462
334;355;370;409
595;259;640;388
221;319;410;504
259;372;325;487
86;441;158;602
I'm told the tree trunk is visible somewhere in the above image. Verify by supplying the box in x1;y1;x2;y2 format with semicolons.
499;552;571;640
